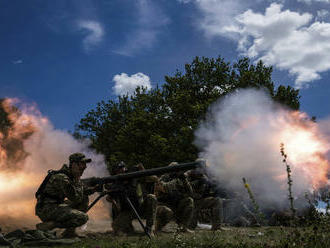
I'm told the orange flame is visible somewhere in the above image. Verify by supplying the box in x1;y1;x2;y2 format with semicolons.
0;98;109;232
278;111;329;189
231;109;330;190
0;98;41;229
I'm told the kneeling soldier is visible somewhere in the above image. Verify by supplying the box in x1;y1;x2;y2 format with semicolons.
106;162;157;237
35;153;99;238
155;162;195;233
187;165;223;231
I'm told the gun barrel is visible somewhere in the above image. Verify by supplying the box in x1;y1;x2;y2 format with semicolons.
85;161;204;185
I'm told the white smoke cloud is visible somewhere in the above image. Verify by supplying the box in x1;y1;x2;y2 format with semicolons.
195;89;330;210
112;72;152;96
319;118;330;162
0;100;108;231
23;120;107;178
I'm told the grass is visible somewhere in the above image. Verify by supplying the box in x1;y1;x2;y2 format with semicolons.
34;225;330;248
20;143;329;247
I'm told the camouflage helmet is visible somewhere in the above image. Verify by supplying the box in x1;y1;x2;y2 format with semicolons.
69;153;92;164
112;161;127;174
117;161;126;168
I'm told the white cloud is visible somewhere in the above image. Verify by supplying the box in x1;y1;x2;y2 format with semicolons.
316;9;330;21
112;73;152;96
231;4;330;86
177;0;193;3
194;2;330;87
194;0;247;38
298;0;330;4
114;0;170;56
77;20;104;52
12;59;23;64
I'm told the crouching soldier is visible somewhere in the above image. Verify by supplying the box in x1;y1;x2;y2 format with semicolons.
35;153;99;238
155;162;195;233
187;167;223;231
105;162;158;237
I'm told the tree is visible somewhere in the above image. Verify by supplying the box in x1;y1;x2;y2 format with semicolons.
76;56;301;172
161;57;300;163
76;87;172;171
273;85;300;110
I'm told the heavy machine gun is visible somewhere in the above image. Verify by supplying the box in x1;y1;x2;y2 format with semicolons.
82;161;205;239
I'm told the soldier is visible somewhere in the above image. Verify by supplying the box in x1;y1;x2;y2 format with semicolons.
106;162;133;235
187;167;223;230
155;162;195;233
106;162;157;237
35;153;99;238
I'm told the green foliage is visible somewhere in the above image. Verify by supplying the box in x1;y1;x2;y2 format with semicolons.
242;177;265;225
76;87;172;171
274;85;300;110
76;56;301;172
280;143;296;219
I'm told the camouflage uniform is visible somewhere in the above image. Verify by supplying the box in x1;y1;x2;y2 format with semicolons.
155;205;173;231
111;192;157;235
188;173;223;230
35;154;94;230
106;164;157;235
156;172;195;231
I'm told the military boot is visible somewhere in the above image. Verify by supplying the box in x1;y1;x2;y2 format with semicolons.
61;228;85;239
36;221;56;231
145;225;155;238
178;225;195;234
155;221;163;233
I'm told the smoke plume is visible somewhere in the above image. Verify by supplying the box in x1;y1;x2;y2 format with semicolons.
0;98;109;231
195;89;330;210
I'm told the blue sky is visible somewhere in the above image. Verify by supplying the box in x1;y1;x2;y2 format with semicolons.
1;0;330;130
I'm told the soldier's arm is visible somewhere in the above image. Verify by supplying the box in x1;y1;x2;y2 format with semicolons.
154;181;165;197
142;175;159;183
158;179;178;193
83;185;102;195
50;174;85;203
189;180;203;199
182;177;194;196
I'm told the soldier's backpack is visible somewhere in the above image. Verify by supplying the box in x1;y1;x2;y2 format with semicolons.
35;167;71;200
